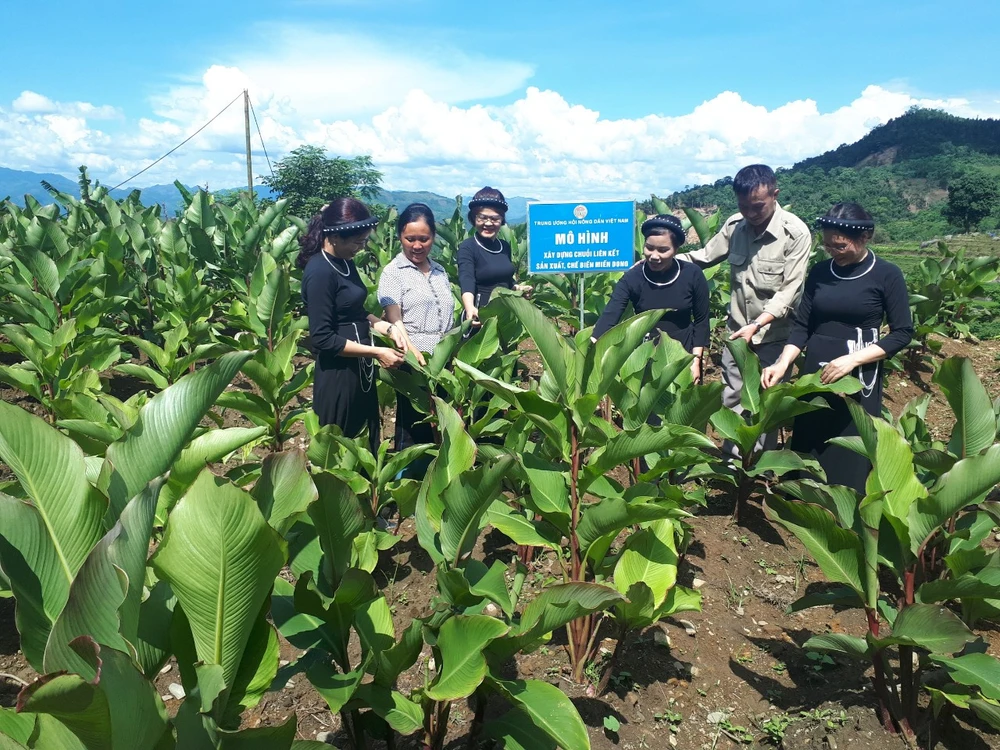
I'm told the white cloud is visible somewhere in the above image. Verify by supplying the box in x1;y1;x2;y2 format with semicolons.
12;91;120;119
3;75;1000;199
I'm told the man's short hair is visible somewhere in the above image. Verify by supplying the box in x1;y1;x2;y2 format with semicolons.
732;164;777;196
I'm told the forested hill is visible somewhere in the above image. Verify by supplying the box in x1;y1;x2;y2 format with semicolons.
664;109;1000;241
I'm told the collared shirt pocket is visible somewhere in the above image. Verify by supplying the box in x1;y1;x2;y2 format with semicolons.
748;258;785;297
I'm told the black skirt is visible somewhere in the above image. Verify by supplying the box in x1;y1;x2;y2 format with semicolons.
790;322;882;493
312;321;379;454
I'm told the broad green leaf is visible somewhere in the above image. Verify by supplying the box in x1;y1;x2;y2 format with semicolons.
747;449;825;480
613;520;677;607
486;506;562;551
484;707;559;750
440;456;515;566
726;338;761;413
494;297;570;395
44;480;161;675
150;470;286;692
308;472;367;589
352;684;423;736
519;453;571;533
582;423;713;489
803;633;869;660
777;479;860;530
909;444;1000;554
786;586;864;614
0;402;105;669
577;498;677;564
425;615;509;701
223;607;280;727
763;497;864;597
931;653;1000;701
252;449;317;535
102;351;252;520
917;567;1000;604
934;357;997;458
875;603;974;654
306;661;365;714
488;677;590;750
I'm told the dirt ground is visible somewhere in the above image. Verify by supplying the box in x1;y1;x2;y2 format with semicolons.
2;337;1000;749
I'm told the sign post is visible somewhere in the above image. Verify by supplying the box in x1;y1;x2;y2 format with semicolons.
526;200;635;328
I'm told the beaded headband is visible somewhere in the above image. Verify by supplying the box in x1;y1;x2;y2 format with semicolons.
641;214;685;237
815;216;875;232
468;197;508;213
322;216;379;234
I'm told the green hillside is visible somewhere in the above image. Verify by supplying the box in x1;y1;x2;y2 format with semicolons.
664;109;1000;241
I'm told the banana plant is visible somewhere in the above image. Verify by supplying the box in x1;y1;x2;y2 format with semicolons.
455;297;716;682
709;338;862;522
765;363;1000;744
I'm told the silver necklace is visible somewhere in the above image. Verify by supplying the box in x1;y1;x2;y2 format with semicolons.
475;234;503;254
830;251;876;280
642;259;681;287
322;251;351;277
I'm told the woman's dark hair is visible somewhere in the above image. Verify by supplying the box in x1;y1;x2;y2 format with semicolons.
296;197;373;269
641;214;686;249
396;203;436;237
817;202;875;241
732;164;777;197
467;186;508;224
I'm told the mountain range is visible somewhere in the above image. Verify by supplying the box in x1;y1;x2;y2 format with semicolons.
0;168;534;225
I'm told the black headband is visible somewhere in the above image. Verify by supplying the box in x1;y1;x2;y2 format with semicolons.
468;197;508;213
641;214;685;237
815;216;875;232
322;216;379;234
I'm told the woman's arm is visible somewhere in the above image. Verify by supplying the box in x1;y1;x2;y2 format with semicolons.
591;271;635;341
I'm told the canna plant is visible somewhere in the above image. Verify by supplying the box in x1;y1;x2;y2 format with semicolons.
114;320;232;389
709;338;862;522
765;358;1000;745
455;297;716;682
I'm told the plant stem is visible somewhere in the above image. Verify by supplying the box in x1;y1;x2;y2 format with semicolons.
596;621;629;694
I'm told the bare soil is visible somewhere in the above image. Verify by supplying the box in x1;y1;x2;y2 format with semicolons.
2;337;1000;748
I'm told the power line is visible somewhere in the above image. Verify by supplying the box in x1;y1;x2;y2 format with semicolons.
110;91;245;192
248;97;275;180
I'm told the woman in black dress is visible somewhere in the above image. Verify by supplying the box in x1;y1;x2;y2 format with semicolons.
458;186;530;329
300;199;405;452
593;214;710;383
761;202;913;492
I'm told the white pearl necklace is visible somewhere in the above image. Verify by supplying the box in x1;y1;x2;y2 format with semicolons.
642;259;681;287
322;250;351;277
830;251;876;280
475;234;503;254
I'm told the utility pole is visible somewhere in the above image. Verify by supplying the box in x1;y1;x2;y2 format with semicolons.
244;89;254;201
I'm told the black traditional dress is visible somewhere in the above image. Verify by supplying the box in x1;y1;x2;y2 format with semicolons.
457;234;515;330
788;252;913;492
592;258;710;352
302;251;379;454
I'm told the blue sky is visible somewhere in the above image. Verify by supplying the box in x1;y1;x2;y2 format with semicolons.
2;0;998;199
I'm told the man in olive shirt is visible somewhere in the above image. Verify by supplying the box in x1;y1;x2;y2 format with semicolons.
682;164;811;455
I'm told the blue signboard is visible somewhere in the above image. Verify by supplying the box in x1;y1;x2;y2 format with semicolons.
526;200;635;274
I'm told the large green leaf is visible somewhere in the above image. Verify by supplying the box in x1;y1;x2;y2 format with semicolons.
484;707;559;750
44;480;161;675
440;456;515;566
875;603;974;654
425;615;509;701
494;296;570;396
150;470;286;692
613;520;677;607
101;351;252;520
763;497;864;597
577;498;677;564
0;402;106;668
582;423;713;489
802;633;870;660
252;449;317;536
488;677;591;750
306;661;365;714
747;449;825;480
308;472;367;590
934;357;997;458
519;453;571;533
19;638;169;750
352;684;424;736
917;567;1000;604
931;653;1000;701
726;338;761;413
908;444;1000;554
